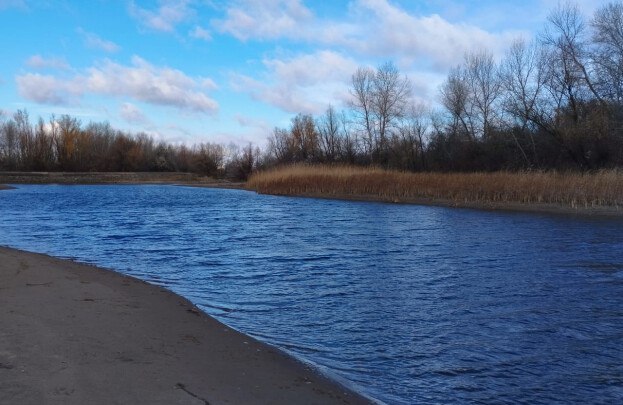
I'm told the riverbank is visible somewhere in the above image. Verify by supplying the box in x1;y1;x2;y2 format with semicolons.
0;247;371;405
247;165;623;218
0;171;244;189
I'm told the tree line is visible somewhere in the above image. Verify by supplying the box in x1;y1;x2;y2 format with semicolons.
2;2;622;177
0;110;260;180
264;2;623;171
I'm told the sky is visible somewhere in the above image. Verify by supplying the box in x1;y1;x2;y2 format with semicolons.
0;0;613;146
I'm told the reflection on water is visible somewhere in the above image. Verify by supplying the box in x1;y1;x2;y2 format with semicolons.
1;185;623;404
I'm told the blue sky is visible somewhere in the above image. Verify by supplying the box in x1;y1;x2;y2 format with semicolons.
0;0;611;146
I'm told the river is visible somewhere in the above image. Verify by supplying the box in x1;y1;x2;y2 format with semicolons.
1;185;622;404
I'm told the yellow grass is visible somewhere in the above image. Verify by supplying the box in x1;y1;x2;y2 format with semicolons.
247;165;623;208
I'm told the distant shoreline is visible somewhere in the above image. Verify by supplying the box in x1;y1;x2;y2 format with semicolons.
0;171;244;189
3;169;622;218
254;190;623;218
246;166;623;219
0;246;371;404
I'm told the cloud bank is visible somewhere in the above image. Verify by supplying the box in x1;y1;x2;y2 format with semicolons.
17;56;218;114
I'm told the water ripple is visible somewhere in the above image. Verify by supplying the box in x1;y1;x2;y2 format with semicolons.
1;184;623;404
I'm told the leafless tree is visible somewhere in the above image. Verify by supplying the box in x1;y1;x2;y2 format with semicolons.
464;50;502;139
194;142;224;177
350;66;376;159
350;62;411;164
541;2;602;106
591;2;623;102
317;105;341;162
0;116;18;169
499;38;548;165
440;66;473;139
266;127;293;165
290;113;319;163
227;143;260;180
394;103;430;170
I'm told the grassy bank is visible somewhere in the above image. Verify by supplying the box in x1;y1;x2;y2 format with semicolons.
0;171;243;188
247;165;623;213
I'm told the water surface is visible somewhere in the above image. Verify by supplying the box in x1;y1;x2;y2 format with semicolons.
1;185;622;404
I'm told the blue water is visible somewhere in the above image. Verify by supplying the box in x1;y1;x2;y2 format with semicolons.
1;185;623;404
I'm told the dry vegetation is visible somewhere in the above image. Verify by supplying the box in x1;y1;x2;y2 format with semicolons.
247;165;623;210
0;172;243;188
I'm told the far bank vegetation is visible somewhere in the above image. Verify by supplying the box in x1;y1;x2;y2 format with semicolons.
247;165;623;208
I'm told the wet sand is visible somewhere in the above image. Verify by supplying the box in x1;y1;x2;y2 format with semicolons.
0;247;372;405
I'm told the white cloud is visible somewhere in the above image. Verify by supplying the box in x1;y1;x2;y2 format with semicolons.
214;0;518;69
120;102;148;124
86;56;218;113
16;56;219;114
25;55;70;70
231;50;358;114
78;28;120;53
352;0;516;68
200;77;218;90
189;25;211;41
235;113;270;131
16;73;80;104
129;0;193;32
213;0;313;41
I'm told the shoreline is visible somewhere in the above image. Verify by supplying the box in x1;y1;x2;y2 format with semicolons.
2;170;621;218
0;171;245;189
0;246;372;405
252;190;623;219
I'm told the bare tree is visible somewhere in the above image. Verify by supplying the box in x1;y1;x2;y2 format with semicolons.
338;112;359;164
350;66;376;159
267;127;295;165
33;117;55;170
538;2;611;168
194;142;224;177
394;103;430;170
373;62;412;162
591;2;623;102
290;113;319;163
464;50;502;139
317;105;341;162
227;143;260;180
350;62;411;164
541;2;602;105
440;66;473;139
499;38;548;165
0;117;18;169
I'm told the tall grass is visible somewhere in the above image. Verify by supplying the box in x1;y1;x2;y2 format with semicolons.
247;165;623;209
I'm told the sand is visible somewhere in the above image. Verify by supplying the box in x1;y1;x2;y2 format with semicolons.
0;247;372;405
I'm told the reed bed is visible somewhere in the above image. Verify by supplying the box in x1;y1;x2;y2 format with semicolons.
247;165;623;209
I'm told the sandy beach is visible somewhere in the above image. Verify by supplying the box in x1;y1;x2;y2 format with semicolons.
0;247;372;405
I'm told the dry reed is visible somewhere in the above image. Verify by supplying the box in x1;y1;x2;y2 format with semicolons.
246;165;623;209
